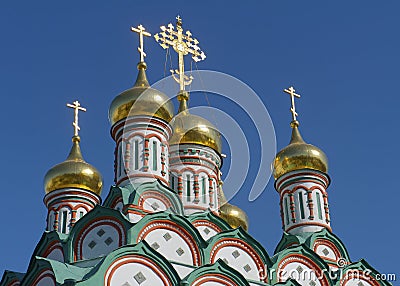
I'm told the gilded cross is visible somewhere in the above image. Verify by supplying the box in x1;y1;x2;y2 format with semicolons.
67;101;86;137
131;24;151;63
154;16;206;91
283;86;301;122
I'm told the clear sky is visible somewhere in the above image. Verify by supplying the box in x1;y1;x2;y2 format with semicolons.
0;0;398;278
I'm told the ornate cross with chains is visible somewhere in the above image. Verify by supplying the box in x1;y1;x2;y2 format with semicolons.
131;24;151;63
283;86;301;122
67;101;86;137
154;15;206;91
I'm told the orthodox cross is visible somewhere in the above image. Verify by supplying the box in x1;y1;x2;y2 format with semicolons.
283;86;301;122
154;15;206;91
131;24;151;63
67;101;86;137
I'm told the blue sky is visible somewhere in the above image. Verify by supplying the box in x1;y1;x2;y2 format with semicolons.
0;0;398;278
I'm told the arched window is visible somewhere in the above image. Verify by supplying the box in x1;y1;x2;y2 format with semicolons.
170;174;175;190
316;192;323;220
118;143;123;177
134;139;139;170
58;208;70;234
202;177;207;204
152;141;158;171
79;211;85;219
186;174;191;202
298;191;305;220
284;197;290;225
213;181;217;205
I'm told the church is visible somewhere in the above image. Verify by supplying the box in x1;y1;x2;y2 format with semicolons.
0;16;392;286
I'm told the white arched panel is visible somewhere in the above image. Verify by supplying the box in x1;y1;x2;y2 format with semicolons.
211;245;260;281
34;271;55;286
144;228;194;265
76;220;125;261
35;277;54;286
105;256;172;286
46;248;64;262
142;198;167;212
314;244;337;261
195;225;218;241
114;201;124;212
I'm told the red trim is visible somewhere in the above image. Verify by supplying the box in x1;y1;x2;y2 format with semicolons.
170;168;218;181
7;280;20;286
124;209;145;218
192;273;236;286
117;174;168;185
192;220;222;233
31;269;55;286
281;184;327;197
306;190;314;219
44;190;100;206
276;171;329;190
289;194;296;223
169;155;219;169
177;175;183;198
185;205;209;211
110;197;123;210
111;117;172;140
286;222;332;232
42;241;64;260
137;191;172;209
313;239;342;264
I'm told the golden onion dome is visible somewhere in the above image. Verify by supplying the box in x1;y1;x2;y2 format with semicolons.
44;136;103;195
218;186;249;231
273;121;328;179
220;203;249;231
169;91;222;154
109;62;174;125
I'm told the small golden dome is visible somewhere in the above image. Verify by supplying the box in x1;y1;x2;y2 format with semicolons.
44;136;103;195
273;121;328;179
218;186;249;231
169;91;222;153
109;62;174;125
219;203;249;231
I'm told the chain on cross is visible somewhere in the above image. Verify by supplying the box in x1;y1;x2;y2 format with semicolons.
67;101;86;137
154;15;206;91
131;24;151;63
283;86;301;122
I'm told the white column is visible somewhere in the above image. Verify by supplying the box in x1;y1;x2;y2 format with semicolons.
169;144;221;215
111;116;172;187
275;169;331;235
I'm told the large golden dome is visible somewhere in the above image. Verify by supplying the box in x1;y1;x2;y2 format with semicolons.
44;136;103;195
169;91;222;153
273;121;328;179
109;63;174;125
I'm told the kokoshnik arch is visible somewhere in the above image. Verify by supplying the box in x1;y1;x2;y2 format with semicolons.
0;16;392;286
